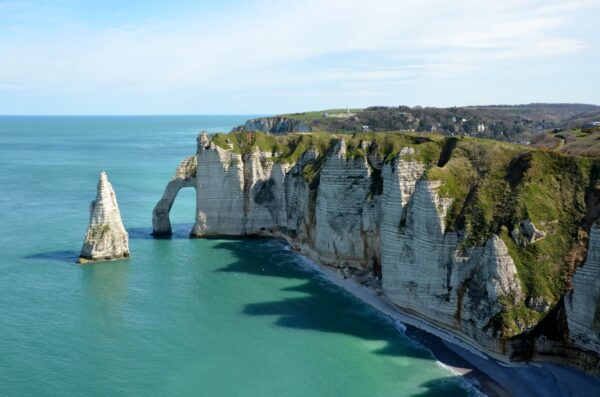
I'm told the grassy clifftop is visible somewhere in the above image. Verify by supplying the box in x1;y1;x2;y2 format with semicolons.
211;130;443;164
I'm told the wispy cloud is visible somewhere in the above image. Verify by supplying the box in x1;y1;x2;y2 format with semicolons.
0;0;598;113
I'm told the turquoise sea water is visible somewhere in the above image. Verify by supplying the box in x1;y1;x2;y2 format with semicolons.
0;116;475;396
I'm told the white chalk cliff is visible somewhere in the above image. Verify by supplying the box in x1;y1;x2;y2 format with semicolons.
153;133;600;374
80;172;129;263
233;116;312;134
567;223;600;354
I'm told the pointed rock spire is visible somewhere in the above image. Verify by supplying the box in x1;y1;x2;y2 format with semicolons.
79;172;129;264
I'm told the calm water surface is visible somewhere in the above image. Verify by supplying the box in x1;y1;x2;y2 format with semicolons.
0;116;475;396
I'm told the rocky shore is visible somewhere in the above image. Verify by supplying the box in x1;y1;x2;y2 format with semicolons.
281;239;600;397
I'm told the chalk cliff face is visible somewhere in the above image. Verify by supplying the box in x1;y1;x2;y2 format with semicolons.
80;172;129;263
191;134;288;236
381;175;523;352
313;141;373;267
153;155;197;235
233;117;312;134
566;223;600;354
154;132;600;374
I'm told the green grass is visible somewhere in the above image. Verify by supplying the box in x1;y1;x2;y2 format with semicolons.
89;224;111;239
486;300;543;337
503;153;590;301
342;131;444;163
209;131;443;164
425;138;524;237
211;131;297;159
533;128;600;157
278;108;363;122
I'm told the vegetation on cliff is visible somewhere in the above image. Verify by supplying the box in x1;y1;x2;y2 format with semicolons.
426;140;599;336
211;131;443;164
532;127;600;157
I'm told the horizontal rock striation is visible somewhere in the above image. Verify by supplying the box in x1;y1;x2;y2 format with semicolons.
566;224;600;354
155;131;600;375
313;140;372;267
80;172;129;263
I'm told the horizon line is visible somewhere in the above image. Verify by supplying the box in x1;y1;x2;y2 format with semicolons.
0;114;267;117
1;102;600;117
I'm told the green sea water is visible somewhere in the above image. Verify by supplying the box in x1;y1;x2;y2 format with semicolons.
0;116;475;396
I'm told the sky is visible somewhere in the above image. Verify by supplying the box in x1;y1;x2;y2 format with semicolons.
0;0;599;115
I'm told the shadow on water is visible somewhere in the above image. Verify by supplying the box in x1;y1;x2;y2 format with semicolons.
23;223;193;263
215;240;427;357
80;259;129;326
24;250;79;263
412;377;479;397
214;239;478;396
127;223;194;240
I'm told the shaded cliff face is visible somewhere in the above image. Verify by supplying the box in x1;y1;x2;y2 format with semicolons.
567;224;600;354
154;131;600;373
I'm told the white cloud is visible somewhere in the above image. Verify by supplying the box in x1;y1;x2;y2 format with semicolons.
0;0;598;112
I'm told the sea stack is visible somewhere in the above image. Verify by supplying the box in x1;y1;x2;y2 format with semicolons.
79;172;129;264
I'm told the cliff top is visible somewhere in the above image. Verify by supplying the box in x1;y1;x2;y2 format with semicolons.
211;130;446;164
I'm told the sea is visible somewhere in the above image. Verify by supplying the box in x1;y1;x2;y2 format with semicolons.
0;116;476;396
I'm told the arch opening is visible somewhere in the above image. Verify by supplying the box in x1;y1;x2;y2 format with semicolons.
152;155;197;237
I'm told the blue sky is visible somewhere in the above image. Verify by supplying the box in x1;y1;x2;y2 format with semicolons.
0;0;599;114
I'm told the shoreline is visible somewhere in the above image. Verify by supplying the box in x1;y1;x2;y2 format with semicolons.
275;240;600;397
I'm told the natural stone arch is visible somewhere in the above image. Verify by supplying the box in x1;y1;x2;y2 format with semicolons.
152;155;197;236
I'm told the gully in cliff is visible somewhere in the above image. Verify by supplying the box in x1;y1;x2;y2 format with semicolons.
79;171;130;264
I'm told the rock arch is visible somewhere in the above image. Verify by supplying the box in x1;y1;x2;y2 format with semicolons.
152;155;197;236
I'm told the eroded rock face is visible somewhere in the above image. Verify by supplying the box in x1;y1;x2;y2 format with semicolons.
152;155;197;236
380;147;427;289
382;178;457;323
233;117;311;134
511;219;546;246
314;141;372;267
460;236;523;333
381;176;523;348
192;140;245;236
526;296;551;313
566;223;600;353
190;139;292;237
244;148;289;233
80;172;129;263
